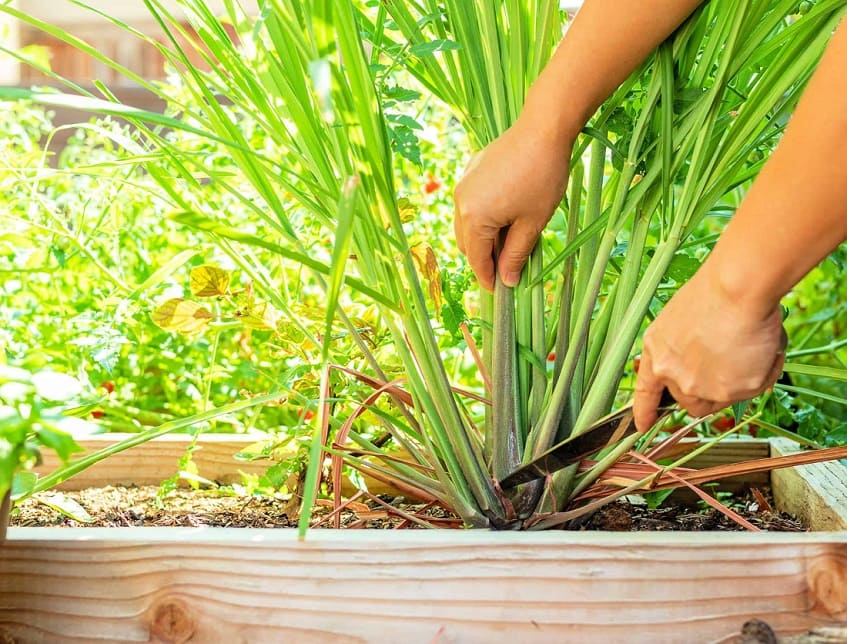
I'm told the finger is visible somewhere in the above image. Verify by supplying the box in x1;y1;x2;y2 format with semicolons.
633;352;666;432
672;390;724;419
453;203;465;255
498;220;541;287
466;234;497;292
764;351;786;391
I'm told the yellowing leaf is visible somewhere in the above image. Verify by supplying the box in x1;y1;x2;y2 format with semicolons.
410;244;442;310
397;197;418;223
190;265;231;297
237;301;281;332
151;298;213;334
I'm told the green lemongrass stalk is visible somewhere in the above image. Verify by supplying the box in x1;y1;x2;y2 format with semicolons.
787;339;847;360
384;0;561;520
578;1;846;433
528;245;547;430
783;363;847;382
391;0;847;520
490;274;522;482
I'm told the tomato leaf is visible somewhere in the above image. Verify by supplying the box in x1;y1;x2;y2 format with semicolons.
151;298;214;334
35;423;84;462
189;265;231;297
11;471;38;499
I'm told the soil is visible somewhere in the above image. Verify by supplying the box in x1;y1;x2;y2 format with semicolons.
580;493;804;532
9;486;804;531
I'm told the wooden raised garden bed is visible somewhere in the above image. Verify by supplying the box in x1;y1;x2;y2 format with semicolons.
1;435;846;643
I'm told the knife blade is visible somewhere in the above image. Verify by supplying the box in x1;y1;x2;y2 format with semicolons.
498;390;676;490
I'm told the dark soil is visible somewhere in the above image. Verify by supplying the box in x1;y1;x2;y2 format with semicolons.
580;493;804;532
9;486;804;531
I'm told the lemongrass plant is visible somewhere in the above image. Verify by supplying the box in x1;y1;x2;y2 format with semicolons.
381;0;847;519
3;0;846;531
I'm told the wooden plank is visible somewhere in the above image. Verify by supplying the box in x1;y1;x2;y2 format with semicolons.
34;434;400;497
770;438;847;531
1;529;846;643
36;434;271;489
37;435;771;491
681;437;771;490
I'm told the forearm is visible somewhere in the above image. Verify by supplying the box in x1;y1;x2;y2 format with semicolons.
705;19;847;316
522;0;703;144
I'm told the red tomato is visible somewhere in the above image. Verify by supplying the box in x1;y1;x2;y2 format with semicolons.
91;410;105;419
633;356;641;373
100;381;115;394
424;175;441;194
298;409;316;421
711;416;736;431
546;351;556;362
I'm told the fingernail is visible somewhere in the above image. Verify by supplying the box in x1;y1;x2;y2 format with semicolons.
503;271;519;287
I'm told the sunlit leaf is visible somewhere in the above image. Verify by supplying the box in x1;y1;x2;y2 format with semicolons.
0;367;33;386
34;424;84;462
397;197;418;223
237;301;282;332
38;493;94;523
11;471;38;499
409;39;461;57
189;265;231;297
128;249;198;300
410;243;442;310
151;298;214;334
665;253;702;283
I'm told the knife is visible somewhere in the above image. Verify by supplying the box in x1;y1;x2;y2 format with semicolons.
498;389;677;490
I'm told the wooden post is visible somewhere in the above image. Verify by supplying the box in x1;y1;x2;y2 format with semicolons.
771;438;847;530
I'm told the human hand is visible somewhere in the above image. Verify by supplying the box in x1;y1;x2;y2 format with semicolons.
453;118;571;290
633;265;787;432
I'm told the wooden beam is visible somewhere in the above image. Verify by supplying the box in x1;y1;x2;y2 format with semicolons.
35;434;271;489
770;438;847;531
34;434;403;497
36;435;770;491
1;529;846;643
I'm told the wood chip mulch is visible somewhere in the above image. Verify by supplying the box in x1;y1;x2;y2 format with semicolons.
9;486;804;531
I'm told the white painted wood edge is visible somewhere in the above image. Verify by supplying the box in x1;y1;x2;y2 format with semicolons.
6;526;847;546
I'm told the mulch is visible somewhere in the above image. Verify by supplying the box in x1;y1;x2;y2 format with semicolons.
9;485;804;531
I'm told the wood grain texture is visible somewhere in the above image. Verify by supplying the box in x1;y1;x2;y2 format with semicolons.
35;435;770;491
1;529;846;643
34;434;400;497
35;434;272;489
770;438;847;531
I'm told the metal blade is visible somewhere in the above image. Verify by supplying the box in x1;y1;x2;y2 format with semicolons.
498;409;635;489
498;390;676;490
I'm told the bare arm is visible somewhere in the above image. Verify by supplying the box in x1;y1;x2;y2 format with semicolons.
524;0;704;148
454;0;703;290
709;20;847;314
633;19;847;430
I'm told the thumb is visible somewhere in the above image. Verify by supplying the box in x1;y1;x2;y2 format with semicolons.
498;221;541;287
